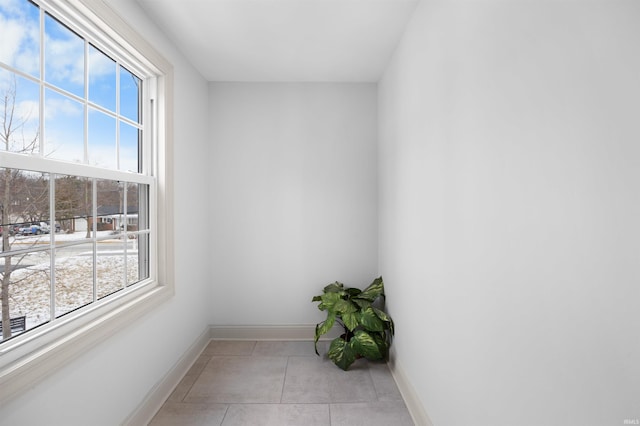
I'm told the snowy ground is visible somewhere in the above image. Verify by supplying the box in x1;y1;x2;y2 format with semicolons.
0;231;140;338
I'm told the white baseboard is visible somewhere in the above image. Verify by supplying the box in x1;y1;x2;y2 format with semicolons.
209;324;343;341
388;347;434;426
122;326;211;426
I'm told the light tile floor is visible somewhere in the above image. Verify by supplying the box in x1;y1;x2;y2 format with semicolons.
149;340;414;426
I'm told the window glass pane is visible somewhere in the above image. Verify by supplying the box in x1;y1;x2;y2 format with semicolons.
88;108;116;169
125;183;149;286
0;68;40;154
44;12;84;97
45;88;83;162
96;178;123;232
0;168;50;339
119;66;140;123
0;0;40;78
55;243;93;318
95;179;125;298
125;182;148;232
119;121;140;172
0;168;51;339
22;170;49;221
88;44;116;112
1;167;20;254
54;175;92;241
0;249;51;342
130;233;149;286
97;239;125;299
1;168;50;253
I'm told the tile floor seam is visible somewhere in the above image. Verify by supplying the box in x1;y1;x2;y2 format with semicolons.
218;403;231;426
368;364;381;402
181;355;212;402
280;355;291;404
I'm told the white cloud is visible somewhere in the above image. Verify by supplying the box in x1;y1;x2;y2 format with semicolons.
0;0;26;15
88;47;116;82
15;99;38;121
0;3;40;76
44;96;83;120
43;97;84;161
89;143;117;170
45;36;85;86
0;16;26;63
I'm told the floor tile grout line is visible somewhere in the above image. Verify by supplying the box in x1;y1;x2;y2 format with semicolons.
180;354;212;403
367;363;381;402
279;355;290;404
218;403;231;426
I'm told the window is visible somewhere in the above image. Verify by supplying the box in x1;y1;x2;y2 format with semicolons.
0;0;173;402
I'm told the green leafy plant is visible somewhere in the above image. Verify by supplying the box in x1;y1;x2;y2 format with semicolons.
312;276;394;370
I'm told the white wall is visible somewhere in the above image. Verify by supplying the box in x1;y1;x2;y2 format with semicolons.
0;1;211;424
379;1;640;425
208;83;378;326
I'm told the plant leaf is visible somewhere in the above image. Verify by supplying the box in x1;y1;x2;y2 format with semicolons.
372;307;393;324
345;287;362;297
352;298;371;309
312;295;322;302
372;308;394;335
334;299;357;315
360;307;384;332
316;312;336;338
314;323;321;355
342;312;359;331
356;276;384;301
323;282;344;293
318;292;341;311
328;337;357;371
352;330;382;360
371;332;389;359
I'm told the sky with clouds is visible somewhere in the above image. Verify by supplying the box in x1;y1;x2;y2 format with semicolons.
0;0;142;172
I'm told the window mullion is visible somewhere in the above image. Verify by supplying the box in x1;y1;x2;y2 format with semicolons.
116;63;121;171
83;40;89;165
49;174;56;322
123;183;127;288
92;178;97;303
39;6;45;156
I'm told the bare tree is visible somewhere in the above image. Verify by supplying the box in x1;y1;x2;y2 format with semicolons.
1;77;39;340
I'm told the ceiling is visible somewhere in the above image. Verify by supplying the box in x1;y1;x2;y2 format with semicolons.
135;0;419;82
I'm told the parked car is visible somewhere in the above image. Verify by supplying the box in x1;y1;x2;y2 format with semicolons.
0;226;15;236
19;224;42;235
40;222;61;233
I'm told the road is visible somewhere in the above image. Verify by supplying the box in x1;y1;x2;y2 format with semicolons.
0;232;138;270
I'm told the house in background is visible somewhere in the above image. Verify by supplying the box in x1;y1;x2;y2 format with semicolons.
1;1;639;425
93;207;139;232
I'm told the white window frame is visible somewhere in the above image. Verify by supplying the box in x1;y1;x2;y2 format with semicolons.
0;0;174;404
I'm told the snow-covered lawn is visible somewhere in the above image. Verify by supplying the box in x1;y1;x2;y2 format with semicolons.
1;231;140;335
